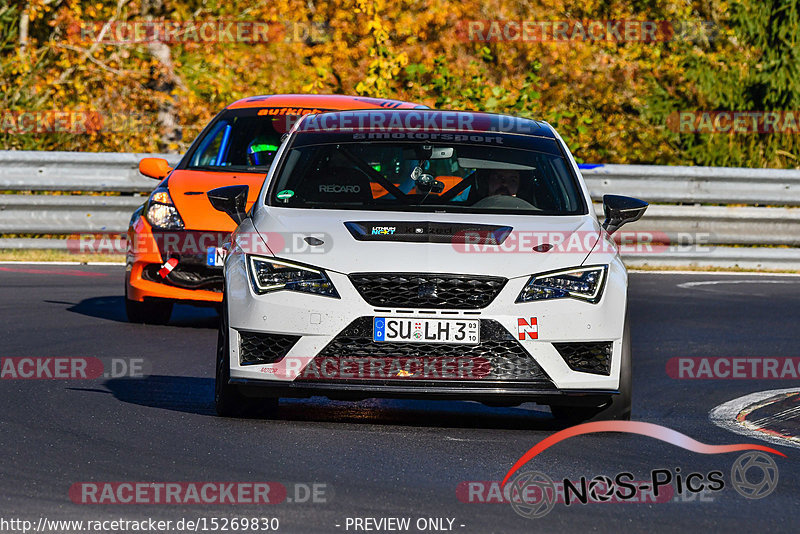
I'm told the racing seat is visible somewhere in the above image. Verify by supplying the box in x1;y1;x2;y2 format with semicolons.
465;169;488;204
298;166;374;204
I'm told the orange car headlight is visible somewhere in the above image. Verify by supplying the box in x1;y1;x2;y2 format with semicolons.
145;187;184;230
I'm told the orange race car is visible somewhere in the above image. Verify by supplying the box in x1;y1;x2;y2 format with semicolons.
126;94;427;323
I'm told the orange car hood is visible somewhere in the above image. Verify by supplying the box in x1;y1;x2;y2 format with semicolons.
167;169;267;231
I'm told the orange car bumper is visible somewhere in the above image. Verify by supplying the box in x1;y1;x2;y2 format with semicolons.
126;217;226;305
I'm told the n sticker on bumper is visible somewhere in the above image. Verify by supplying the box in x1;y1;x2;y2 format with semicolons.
518;317;538;340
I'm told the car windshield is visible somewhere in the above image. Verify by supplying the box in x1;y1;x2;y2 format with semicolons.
268;136;586;215
186;108;329;172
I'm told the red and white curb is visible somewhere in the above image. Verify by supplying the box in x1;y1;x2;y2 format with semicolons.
710;388;800;450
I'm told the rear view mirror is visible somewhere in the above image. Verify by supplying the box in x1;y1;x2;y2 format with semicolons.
429;147;454;159
403;146;454;160
207;185;249;225
138;158;173;180
602;194;648;234
455;158;534;170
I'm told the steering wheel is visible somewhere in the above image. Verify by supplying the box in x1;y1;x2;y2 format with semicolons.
470;195;540;210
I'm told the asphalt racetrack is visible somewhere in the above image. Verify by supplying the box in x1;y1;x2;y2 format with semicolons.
1;264;799;532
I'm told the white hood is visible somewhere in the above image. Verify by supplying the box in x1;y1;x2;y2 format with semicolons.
252;208;600;280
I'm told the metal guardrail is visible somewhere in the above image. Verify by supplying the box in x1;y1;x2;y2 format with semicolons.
2;197;797;248
622;246;800;271
613;204;800;247
0;151;181;192
581;163;800;206
0;150;798;269
4;151;800;203
0;195;143;234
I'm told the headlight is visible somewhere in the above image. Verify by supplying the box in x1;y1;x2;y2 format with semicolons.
248;256;339;298
145;187;184;229
516;265;607;304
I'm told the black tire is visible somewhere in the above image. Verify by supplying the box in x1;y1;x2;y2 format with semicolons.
125;284;173;324
215;295;278;418
550;316;632;423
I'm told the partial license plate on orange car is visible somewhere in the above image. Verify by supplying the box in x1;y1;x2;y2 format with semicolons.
206;246;227;267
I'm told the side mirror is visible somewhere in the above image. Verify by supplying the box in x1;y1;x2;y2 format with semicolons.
139;158;173;180
207;185;250;225
602;194;648;235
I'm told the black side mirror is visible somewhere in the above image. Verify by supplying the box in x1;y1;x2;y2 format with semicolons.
602;194;648;234
207;185;249;225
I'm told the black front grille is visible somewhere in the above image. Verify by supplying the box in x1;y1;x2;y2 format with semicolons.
553;342;613;375
348;273;507;309
142;263;224;292
298;317;553;384
238;331;301;365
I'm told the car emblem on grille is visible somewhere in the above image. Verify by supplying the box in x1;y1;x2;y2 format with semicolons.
418;281;438;299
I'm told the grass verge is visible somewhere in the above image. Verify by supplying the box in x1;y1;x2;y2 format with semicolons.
0;249;125;263
626;263;800;274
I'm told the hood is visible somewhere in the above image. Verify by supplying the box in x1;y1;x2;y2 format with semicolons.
252;208;601;279
167;169;267;231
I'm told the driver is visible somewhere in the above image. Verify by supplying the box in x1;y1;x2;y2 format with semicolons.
486;169;520;197
247;135;279;166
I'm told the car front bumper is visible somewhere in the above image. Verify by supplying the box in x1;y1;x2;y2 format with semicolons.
126;216;228;304
224;249;628;402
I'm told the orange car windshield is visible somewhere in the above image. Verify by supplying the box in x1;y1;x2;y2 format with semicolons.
187;108;327;173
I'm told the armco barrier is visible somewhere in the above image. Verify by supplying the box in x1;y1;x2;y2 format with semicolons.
0;151;798;269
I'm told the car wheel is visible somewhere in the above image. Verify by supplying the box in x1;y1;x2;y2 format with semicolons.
124;284;173;324
550;315;632;423
215;295;278;418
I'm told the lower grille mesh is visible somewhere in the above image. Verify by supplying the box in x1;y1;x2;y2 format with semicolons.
553;342;613;375
297;317;554;384
142;263;223;292
238;331;300;365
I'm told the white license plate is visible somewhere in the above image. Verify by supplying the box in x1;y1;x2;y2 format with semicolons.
206;246;227;267
373;317;480;344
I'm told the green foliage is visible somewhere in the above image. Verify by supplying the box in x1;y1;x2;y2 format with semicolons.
646;0;800;167
1;0;798;168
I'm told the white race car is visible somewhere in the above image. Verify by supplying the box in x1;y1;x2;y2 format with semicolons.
208;109;647;422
